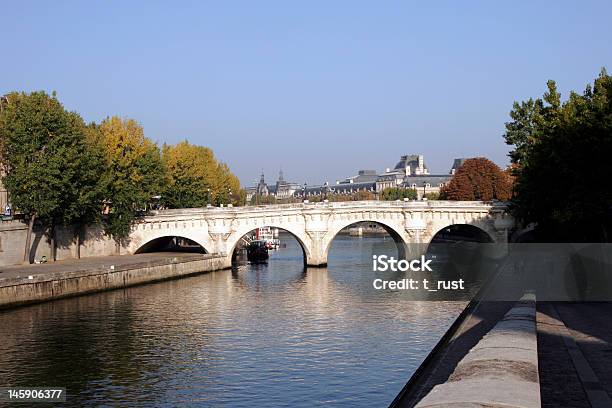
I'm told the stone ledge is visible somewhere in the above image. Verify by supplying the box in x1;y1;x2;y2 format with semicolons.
0;255;227;309
414;378;540;408
0;254;219;288
415;294;540;408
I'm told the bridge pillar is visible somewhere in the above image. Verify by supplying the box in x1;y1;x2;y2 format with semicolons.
494;214;514;257
304;208;331;267
305;231;328;267
404;212;430;259
207;215;233;258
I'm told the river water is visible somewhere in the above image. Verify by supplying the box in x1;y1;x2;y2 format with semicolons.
0;234;466;407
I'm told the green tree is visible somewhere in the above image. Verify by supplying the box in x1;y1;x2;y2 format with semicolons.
440;158;512;201
98;116;165;250
504;69;612;241
381;187;417;201
0;91;105;262
504;80;561;167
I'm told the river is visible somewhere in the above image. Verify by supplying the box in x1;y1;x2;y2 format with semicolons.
0;234;467;407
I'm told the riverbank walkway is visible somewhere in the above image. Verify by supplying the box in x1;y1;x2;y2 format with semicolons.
0;252;210;279
392;244;612;407
0;252;226;309
393;300;612;407
537;302;612;408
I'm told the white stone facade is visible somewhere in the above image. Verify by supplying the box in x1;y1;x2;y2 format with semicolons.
127;201;513;267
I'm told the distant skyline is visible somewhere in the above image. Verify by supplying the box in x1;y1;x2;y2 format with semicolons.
2;1;612;186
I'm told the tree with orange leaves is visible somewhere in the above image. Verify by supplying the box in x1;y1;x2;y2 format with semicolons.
440;157;512;201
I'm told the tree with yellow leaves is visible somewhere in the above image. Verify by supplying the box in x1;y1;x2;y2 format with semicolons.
162;141;244;208
98;116;165;249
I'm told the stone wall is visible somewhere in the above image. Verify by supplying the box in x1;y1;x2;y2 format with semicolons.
0;220;118;267
0;254;226;308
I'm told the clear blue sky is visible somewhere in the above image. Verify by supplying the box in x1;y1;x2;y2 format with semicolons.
2;1;611;186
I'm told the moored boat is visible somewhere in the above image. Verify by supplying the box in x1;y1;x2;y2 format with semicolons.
247;240;269;262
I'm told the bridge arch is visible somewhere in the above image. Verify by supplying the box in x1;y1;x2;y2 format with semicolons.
134;235;211;254
429;223;497;244
322;218;410;265
226;223;312;266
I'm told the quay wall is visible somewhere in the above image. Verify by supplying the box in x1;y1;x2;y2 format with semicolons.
0;219;124;267
0;254;226;309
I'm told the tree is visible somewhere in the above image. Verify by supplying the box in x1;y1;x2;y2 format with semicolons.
162;141;215;208
504;69;612;241
381;187;417;201
212;162;243;206
0;91;105;263
440;158;512;201
162;141;245;208
351;190;376;201
52;121;107;259
98;116;165;250
423;192;440;200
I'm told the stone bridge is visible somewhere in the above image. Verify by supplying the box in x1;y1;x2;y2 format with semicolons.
126;201;514;268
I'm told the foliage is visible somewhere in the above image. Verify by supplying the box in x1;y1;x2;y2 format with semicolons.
351;190;376;201
423;192;440;200
250;194;277;205
212;162;244;206
98;116;165;244
162;141;217;208
503;68;612;241
440;157;512;201
0;91;106;261
0;92;245;252
381;187;417;201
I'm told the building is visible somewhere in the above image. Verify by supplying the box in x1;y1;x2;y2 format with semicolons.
390;154;455;198
247;154;466;202
273;170;300;199
246;170;301;202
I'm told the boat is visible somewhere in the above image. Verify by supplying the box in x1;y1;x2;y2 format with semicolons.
247;240;269;262
254;227;280;250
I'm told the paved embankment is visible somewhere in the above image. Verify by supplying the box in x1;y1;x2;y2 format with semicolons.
412;293;540;407
537;302;612;408
0;252;227;309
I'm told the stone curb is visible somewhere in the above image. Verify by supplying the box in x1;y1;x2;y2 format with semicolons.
415;293;540;408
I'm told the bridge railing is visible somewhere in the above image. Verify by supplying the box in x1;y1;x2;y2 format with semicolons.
147;200;509;217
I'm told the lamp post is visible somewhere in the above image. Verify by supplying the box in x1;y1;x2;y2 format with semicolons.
422;182;427;200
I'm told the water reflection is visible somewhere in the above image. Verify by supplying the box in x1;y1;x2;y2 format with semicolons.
0;234;466;407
